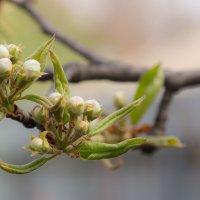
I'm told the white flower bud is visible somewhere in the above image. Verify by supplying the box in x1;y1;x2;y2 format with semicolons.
0;44;9;58
31;137;43;151
84;99;102;120
114;91;127;108
48;92;62;104
75;119;90;133
23;59;41;77
0;58;12;74
67;96;84;115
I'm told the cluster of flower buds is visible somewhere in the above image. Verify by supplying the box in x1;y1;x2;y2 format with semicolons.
0;43;21;61
29;93;103;153
67;96;102;119
0;44;22;75
0;44;13;76
0;43;41;78
31;92;64;127
0;43;45;120
44;93;102;124
66;96;102;135
44;93;102;129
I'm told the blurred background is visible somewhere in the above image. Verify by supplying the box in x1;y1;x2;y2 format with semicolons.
1;0;200;200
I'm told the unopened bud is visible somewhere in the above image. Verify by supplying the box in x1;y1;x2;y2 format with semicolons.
84;99;102;120
30;135;51;153
67;96;84;116
75;118;90;134
0;58;12;74
23;59;41;77
31;137;43;151
48;92;62;104
7;44;21;61
0;44;9;58
32;105;46;125
114;91;127;108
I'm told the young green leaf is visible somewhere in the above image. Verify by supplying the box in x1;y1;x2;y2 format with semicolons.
76;136;183;160
21;94;52;108
77;137;146;160
50;51;69;98
131;64;164;124
62;107;70;124
0;156;54;174
28;36;55;71
88;97;144;137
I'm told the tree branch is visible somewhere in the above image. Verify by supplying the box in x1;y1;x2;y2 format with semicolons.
40;63;200;90
6;105;36;128
6;105;44;130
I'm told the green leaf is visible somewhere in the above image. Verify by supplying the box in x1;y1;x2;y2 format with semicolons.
77;137;146;160
28;36;55;71
88;97;144;137
21;94;52;107
131;64;164;124
50;51;70;98
0;156;54;174
76;136;183;160
62;107;70;124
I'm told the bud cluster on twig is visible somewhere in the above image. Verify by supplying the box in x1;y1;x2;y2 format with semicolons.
0;39;182;174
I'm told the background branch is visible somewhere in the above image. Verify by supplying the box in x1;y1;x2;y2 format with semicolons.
40;63;200;89
153;89;176;136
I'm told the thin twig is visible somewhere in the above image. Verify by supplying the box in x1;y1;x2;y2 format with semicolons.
153;89;176;135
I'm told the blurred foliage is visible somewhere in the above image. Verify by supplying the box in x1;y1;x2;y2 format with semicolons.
0;2;85;64
36;0;104;47
131;65;164;124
